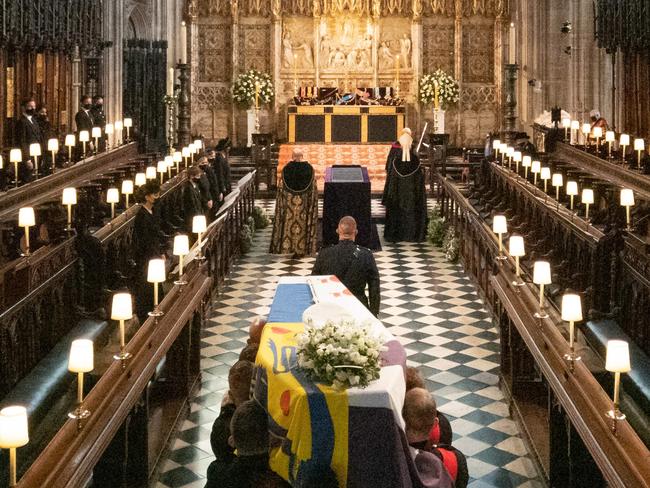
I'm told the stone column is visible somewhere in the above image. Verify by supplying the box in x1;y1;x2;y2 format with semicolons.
503;63;519;141
102;0;124;126
231;7;240;145
454;1;463;143
411;16;422;132
72;45;82;124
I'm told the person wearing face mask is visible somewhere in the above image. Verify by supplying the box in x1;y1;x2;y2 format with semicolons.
198;156;220;216
14;99;40;184
183;166;205;234
133;181;167;321
90;96;106;152
75;94;95;158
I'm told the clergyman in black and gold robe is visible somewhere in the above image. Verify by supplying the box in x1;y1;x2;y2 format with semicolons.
270;150;318;257
382;129;427;242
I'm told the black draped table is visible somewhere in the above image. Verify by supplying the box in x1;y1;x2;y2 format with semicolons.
323;166;372;248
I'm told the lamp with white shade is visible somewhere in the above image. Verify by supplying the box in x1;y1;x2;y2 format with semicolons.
492;139;501;159
173;235;190;286
165;155;174;178
194;139;203;153
513;151;522;173
533;261;551;319
499;143;508;165
111;293;133;363
0;405;29;486
492;215;508;260
540;167;551;192
147;258;166;317
581;123;591;146
107;188;120;219
124;118;133;140
566;181;578;210
506;146;515;169
67;339;93;425
105;123;114;149
79;130;90;159
29;142;41;177
592;126;603;153
561;293;583;369
551;173;563;201
135;173;147;187
620;134;630;163
91;127;102;154
145;166;157;180
114;120;123;146
122;180;134;208
582;188;594;220
620;188;635;230
65;134;76;162
508;235;525;286
182;146;191;167
605;340;631;433
605;131;615;159
562;117;571;141
48;138;59;173
62;188;77;231
522;155;531;179
173;151;182;172
188;143;197;164
157;160;167;184
18;207;35;256
193;215;207;261
10;149;22;187
531;160;541;185
634;138;644;169
570;120;580;144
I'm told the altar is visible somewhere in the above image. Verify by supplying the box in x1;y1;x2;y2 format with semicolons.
287;105;405;144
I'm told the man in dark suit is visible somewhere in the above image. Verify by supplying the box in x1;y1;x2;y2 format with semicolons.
198;156;221;216
312;216;381;316
183;165;204;233
90;95;106;152
213;138;232;197
75;94;95;158
14;98;41;183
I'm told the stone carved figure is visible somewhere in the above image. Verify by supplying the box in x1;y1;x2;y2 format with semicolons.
379;41;394;69
399;34;411;68
346;49;358;68
231;0;238;18
282;32;295;69
297;41;314;68
372;0;381;18
272;0;282;18
412;0;423;19
313;0;321;16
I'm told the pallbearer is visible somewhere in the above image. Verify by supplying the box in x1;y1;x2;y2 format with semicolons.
382;127;427;242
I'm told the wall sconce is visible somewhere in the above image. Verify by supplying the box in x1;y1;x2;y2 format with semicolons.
561;293;582;370
18;207;35;257
111;293;133;364
67;339;93;427
173;235;190;286
106;188;120;219
62;188;77;232
0;406;29;486
492;215;508;260
533;261;551;319
147;259;166;317
29;143;41;177
193;215;207;261
508;235;525;286
620;188;635;230
605;340;631;434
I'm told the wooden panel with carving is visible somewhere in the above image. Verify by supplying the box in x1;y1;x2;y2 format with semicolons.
238;24;272;73
197;0;231;17
198;24;232;83
422;0;454;16
462;18;494;84
422;20;455;75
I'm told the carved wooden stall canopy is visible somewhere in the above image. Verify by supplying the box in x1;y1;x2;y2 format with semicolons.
189;0;509;145
0;0;105;146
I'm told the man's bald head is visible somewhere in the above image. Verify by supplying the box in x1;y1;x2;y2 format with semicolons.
292;149;304;161
337;216;358;241
403;387;437;442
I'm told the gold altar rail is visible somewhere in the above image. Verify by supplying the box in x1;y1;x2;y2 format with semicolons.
437;174;650;487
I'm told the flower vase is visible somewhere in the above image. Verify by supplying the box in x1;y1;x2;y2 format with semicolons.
433;108;445;134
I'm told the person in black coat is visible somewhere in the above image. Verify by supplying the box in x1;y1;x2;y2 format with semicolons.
312;216;381;316
214;138;232;197
14;98;42;184
75;94;95;158
183;166;205;233
199;156;221;215
90;96;107;152
132;181;166;321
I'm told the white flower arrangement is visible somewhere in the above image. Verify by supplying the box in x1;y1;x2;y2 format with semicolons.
296;319;385;390
418;69;460;110
231;69;275;108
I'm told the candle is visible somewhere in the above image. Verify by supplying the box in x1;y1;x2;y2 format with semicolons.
434;81;440;111
167;67;174;96
255;81;260;110
180;22;187;64
395;55;400;89
509;23;516;64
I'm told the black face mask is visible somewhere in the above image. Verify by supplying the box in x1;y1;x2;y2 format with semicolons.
82;103;92;110
94;104;103;110
25;108;35;116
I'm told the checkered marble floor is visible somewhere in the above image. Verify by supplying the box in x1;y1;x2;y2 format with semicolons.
153;199;544;488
